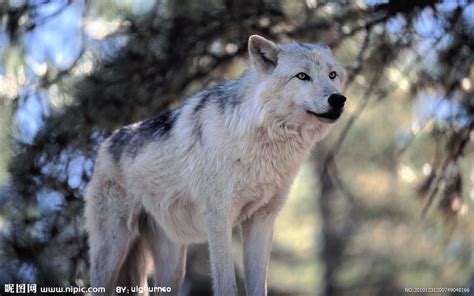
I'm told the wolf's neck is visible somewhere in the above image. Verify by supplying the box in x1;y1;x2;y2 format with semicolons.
227;70;324;147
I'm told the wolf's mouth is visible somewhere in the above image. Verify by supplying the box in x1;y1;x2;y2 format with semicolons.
306;110;342;122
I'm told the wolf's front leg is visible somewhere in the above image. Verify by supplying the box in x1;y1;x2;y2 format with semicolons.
205;210;238;296
241;212;276;296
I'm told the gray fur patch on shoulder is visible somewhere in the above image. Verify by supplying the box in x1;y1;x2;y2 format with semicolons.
297;42;314;50
108;109;180;162
190;81;242;145
209;81;242;114
192;93;210;144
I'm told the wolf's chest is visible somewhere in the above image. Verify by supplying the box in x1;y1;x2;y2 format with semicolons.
225;144;305;222
230;145;303;187
229;160;295;224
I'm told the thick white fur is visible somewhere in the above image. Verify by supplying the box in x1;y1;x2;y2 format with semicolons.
85;35;346;296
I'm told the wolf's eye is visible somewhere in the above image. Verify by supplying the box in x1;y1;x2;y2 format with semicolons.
296;72;311;81
329;71;337;79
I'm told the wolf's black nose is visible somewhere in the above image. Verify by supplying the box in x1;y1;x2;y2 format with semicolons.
328;94;346;109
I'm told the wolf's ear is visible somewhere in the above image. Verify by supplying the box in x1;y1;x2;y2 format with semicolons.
248;35;279;74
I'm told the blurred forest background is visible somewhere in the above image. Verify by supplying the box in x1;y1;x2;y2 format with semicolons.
0;0;473;295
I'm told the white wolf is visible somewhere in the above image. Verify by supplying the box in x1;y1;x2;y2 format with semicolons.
85;35;346;296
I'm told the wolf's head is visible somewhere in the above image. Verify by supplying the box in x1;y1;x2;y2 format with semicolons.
248;35;346;131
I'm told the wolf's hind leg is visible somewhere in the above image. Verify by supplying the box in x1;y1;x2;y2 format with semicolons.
116;235;152;296
86;179;138;295
142;218;187;296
